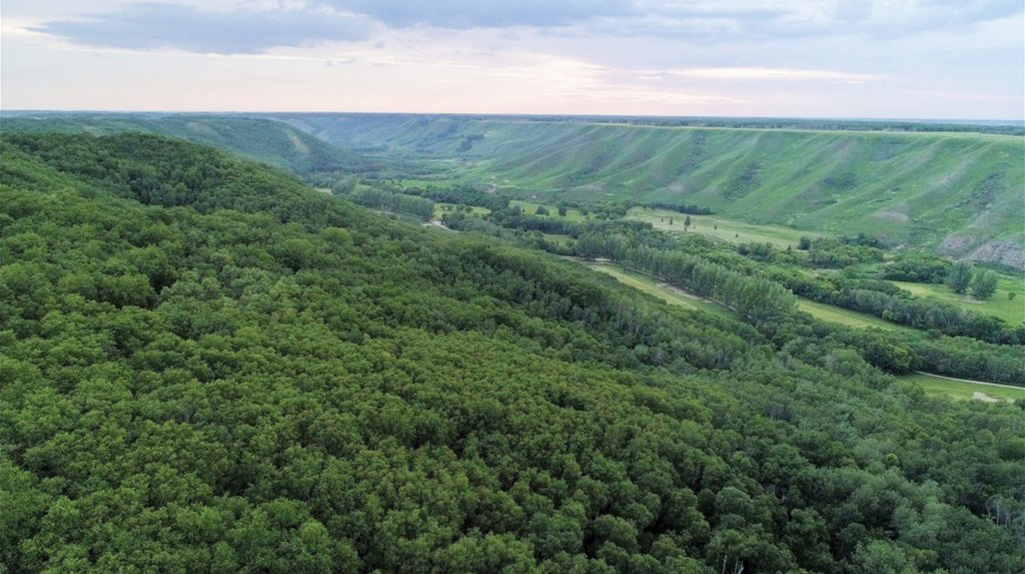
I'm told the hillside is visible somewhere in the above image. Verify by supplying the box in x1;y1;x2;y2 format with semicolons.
282;114;1025;268
2;114;365;175
2;132;1024;573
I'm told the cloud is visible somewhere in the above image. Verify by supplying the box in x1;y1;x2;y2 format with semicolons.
321;0;1021;37
322;0;632;28
667;67;882;84
34;3;371;54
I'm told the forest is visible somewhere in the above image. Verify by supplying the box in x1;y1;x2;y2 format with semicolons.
2;132;1024;573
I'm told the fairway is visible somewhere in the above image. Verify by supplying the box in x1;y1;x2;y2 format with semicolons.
627;207;825;248
899;372;1025;403
890;278;1025;325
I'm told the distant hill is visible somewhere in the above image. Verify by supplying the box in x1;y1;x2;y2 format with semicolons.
280;114;1025;268
2;113;366;174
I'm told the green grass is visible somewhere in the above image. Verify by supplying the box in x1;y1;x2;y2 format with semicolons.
627;207;826;248
433;203;491;219
899;373;1025;403
589;264;732;318
509;200;593;222
890;278;1025;325
796;299;911;331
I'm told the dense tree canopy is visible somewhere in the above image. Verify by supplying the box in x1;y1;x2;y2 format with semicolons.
2;133;1023;574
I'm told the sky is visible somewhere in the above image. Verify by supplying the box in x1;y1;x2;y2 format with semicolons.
2;1;1023;119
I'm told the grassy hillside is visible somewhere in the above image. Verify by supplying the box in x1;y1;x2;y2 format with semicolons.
4;132;1024;573
287;115;1025;268
2;114;364;174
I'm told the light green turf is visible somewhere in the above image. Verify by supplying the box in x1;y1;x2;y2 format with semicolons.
796;299;911;331
890;278;1025;325
589;264;733;318
307;117;1024;265
899;373;1025;403
627;207;826;248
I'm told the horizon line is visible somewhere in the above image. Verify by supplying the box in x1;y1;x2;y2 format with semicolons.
3;109;1023;126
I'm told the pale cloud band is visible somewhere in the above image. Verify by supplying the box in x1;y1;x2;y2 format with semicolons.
34;3;372;55
26;1;1025;55
2;0;1022;118
667;68;883;84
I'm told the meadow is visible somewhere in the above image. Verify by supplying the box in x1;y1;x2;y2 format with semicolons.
627;207;826;248
509;199;594;222
891;277;1025;325
589;263;733;318
899;372;1025;403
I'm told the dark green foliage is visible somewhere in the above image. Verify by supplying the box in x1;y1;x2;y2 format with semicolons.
881;252;951;283
347;188;435;221
2;133;1024;573
946;261;974;294
972;270;999;300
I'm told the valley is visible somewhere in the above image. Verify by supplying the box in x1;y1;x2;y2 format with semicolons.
276;114;1025;268
2;118;1023;574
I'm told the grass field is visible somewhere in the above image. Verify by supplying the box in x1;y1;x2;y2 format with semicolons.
898;372;1025;403
796;299;910;331
434;203;491;219
628;207;826;248
509;200;593;222
890;278;1025;325
589;264;733;318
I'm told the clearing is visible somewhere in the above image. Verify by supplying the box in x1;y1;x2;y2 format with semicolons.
890;278;1025;325
898;372;1024;403
627;208;825;248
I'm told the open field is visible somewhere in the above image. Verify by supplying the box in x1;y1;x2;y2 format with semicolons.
796;299;910;331
434;203;491;218
628;207;827;248
899;372;1025;403
891;278;1025;325
589;264;733;318
509;200;594;222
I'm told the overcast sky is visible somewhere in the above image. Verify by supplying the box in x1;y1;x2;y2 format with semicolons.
2;1;1022;119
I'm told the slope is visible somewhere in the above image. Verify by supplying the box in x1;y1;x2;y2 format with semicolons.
2;133;1023;573
284;114;1025;268
2;113;365;174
